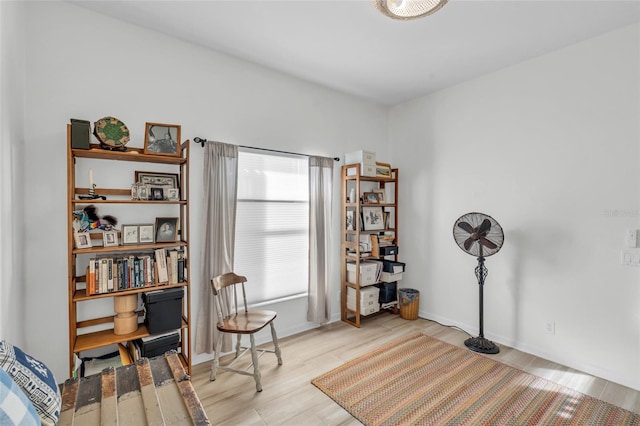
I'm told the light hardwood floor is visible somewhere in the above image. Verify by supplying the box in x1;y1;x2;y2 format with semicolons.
191;314;640;425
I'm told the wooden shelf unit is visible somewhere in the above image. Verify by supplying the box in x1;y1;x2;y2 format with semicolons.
66;125;192;377
341;163;399;328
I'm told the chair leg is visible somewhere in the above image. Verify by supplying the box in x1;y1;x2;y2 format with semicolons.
210;332;223;381
249;334;262;392
270;323;283;365
235;334;242;358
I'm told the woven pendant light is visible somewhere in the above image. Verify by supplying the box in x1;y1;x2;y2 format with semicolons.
374;0;448;20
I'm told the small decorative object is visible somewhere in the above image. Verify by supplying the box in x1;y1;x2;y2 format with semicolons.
144;122;181;157
70;118;90;149
138;224;155;243
102;230;119;247
363;192;379;204
122;224;139;245
79;168;106;200
113;294;138;335
74;232;92;249
348;188;356;203
375;162;392;178
72;205;117;233
155;217;178;242
93;116;130;151
362;206;385;231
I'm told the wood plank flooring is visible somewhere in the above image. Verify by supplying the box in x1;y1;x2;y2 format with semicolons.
190;314;640;425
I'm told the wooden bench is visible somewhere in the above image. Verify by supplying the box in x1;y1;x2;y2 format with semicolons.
58;351;210;425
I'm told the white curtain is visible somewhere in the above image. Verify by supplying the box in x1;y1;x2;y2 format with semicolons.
307;156;334;323
195;141;238;354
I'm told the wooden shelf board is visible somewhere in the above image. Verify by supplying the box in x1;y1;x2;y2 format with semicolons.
73;282;188;302
72;145;187;165
72;240;187;255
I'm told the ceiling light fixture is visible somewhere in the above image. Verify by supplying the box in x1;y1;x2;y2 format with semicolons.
374;0;448;20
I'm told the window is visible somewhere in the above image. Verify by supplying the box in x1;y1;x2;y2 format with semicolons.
234;150;309;304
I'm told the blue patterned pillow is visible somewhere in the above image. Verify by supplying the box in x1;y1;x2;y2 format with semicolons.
0;367;39;425
0;341;61;426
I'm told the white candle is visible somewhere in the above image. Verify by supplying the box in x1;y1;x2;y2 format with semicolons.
89;168;94;188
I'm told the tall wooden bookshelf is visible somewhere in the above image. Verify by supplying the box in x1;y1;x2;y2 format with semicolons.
341;163;399;327
66;124;191;377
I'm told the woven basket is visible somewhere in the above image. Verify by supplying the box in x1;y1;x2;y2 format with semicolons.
399;288;419;320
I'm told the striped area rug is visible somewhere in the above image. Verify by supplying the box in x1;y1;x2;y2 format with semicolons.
311;332;640;425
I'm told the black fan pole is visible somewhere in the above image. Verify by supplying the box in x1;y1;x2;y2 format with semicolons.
464;256;500;354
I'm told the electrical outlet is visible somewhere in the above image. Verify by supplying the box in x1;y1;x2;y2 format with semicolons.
625;229;638;248
545;321;555;335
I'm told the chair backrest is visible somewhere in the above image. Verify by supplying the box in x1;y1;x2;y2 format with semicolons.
211;272;249;323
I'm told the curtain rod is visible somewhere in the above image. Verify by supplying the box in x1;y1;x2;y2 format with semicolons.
193;137;340;161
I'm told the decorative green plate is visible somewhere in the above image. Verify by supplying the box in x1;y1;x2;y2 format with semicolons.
93;116;130;151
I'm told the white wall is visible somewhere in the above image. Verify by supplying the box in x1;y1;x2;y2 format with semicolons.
0;1;26;346
390;23;640;390
22;1;389;381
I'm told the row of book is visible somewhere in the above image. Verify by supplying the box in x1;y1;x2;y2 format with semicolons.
85;248;186;295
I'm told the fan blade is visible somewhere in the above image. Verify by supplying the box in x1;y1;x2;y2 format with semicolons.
479;237;497;249
457;221;474;233
464;238;474;250
478;218;492;235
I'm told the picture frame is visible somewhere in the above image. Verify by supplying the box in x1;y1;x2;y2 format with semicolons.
122;224;139;245
155;217;178;242
131;183;139;200
166;188;180;201
363;192;379;204
137;185;150;200
74;232;92;249
346;210;356;231
143;122;181;157
138;224;155;244
102;230;119;247
375;162;392;178
374;188;386;204
135;171;179;189
150;186;164;201
362;206;385;231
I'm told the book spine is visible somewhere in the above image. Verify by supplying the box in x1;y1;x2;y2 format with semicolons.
88;258;96;295
100;259;108;294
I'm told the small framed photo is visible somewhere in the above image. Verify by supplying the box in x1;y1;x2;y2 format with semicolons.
374;189;386;204
362;206;385;231
150;186;165;201
138;185;150;200
138;224;155;244
346;210;356;231
131;183;139;200
143;123;181;157
102;230;119;247
155;217;178;242
166;188;180;201
375;162;392;178
363;192;379;204
122;224;139;245
74;232;92;249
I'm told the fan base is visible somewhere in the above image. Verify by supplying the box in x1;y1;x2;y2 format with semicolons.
464;336;500;354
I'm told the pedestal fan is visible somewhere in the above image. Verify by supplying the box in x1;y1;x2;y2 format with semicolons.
453;212;504;354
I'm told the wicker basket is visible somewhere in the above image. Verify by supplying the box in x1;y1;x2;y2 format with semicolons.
399;288;419;320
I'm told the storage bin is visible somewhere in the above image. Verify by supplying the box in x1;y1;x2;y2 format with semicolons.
143;287;184;334
345;150;376;165
382;260;405;274
379;246;399;256
398;288;419;320
347;286;380;315
346;261;381;286
380;271;402;283
376;282;397;303
133;331;180;358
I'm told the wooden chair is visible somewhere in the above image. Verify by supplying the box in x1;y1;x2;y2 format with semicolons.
209;272;283;392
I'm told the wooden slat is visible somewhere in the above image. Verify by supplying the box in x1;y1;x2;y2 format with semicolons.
73;373;102;424
100;367;118;426
59;378;79;426
136;358;166;425
165;352;211;425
